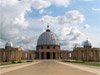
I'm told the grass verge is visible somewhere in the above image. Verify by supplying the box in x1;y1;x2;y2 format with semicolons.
0;60;36;66
62;60;100;66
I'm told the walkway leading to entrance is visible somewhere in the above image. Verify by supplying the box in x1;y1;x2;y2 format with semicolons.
1;60;98;75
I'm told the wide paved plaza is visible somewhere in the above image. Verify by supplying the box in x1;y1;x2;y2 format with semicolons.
1;60;99;75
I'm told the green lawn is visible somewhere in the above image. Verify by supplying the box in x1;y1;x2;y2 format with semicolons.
62;60;100;66
0;60;35;66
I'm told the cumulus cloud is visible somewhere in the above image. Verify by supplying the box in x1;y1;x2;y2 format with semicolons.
0;39;5;48
0;0;31;40
55;26;84;50
41;10;84;25
0;0;70;40
39;9;52;14
84;24;90;29
81;0;93;2
31;0;51;9
92;8;100;11
31;0;70;9
13;31;40;50
68;27;81;40
58;11;84;24
49;0;70;7
39;9;44;14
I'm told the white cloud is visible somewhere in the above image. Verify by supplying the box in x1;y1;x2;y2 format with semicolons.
84;24;90;29
39;9;44;14
81;0;93;2
31;0;70;9
49;0;70;7
0;0;31;40
13;31;40;50
39;9;52;14
31;0;51;9
55;26;84;50
41;10;84;25
58;10;84;24
0;0;70;41
92;8;100;11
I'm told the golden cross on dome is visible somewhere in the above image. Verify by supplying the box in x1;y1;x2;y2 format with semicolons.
47;23;49;28
46;23;50;32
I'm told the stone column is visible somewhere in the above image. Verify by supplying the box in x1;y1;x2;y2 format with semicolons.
18;51;20;61
97;51;99;60
8;49;10;61
16;51;18;61
32;53;34;60
39;52;41;59
98;51;100;60
17;51;19;61
0;51;1;61
22;53;25;60
96;51;98;60
78;51;80;60
50;52;52;59
62;53;63;59
19;51;21;61
0;51;2;61
58;52;60;59
64;53;66;59
50;52;53;59
84;50;86;61
44;52;46;59
87;50;89;61
76;51;79;60
14;50;16;61
27;53;30;60
66;52;68;59
93;50;96;61
88;50;91;60
2;52;4;61
80;51;82;60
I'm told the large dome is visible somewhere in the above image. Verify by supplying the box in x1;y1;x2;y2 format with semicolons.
83;40;92;47
5;40;13;47
37;28;59;46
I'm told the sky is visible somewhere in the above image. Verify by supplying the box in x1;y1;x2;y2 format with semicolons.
0;0;100;50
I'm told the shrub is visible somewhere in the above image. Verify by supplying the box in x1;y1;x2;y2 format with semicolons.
12;61;16;63
18;61;22;63
27;60;33;62
5;60;8;62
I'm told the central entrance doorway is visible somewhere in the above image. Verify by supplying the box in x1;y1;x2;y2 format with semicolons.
46;52;50;59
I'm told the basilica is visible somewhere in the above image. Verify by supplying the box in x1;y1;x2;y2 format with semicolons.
0;25;100;62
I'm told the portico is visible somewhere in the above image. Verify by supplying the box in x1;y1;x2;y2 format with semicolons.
37;51;60;59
